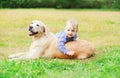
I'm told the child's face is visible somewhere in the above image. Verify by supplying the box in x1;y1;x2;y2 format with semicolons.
64;25;77;38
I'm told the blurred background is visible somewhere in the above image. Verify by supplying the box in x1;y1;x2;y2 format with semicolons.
0;0;120;9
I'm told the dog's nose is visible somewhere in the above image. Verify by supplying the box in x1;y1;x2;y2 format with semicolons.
29;26;33;31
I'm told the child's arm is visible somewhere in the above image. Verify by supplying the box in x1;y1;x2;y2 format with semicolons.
57;38;68;54
58;37;74;56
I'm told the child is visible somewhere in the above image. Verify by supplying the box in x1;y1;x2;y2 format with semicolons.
56;19;78;56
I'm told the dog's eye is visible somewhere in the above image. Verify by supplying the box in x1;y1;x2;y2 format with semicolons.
36;24;39;26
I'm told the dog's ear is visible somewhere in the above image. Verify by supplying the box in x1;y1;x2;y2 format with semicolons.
43;25;49;37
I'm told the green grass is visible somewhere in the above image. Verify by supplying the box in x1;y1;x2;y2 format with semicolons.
0;50;119;78
0;9;120;78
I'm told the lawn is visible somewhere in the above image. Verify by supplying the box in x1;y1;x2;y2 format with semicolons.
0;9;120;78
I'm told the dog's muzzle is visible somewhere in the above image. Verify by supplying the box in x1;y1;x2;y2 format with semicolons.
28;26;38;36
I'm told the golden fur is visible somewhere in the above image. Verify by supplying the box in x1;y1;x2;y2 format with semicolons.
9;20;95;60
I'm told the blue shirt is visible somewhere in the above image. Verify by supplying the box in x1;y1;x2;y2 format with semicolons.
56;31;77;54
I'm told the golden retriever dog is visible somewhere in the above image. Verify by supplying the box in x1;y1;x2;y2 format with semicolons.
9;20;95;60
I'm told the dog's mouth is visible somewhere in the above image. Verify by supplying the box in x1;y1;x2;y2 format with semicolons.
28;30;38;36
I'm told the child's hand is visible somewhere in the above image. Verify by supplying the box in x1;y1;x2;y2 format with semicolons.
66;51;74;56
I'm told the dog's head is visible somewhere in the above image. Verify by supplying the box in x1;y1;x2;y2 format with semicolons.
28;20;49;36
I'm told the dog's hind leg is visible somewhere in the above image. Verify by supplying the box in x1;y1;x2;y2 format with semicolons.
77;52;94;60
77;53;89;60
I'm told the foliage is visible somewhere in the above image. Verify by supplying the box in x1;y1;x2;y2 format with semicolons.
0;0;120;9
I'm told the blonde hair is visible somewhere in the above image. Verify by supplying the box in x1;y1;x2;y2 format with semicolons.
66;19;78;32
